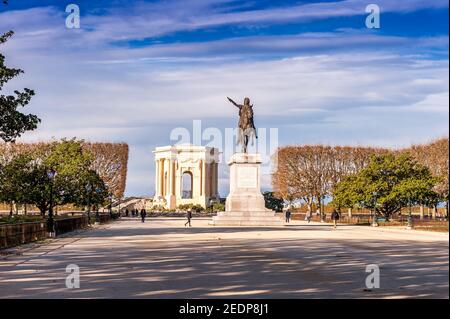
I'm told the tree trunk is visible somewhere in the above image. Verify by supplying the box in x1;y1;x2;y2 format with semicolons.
446;200;449;220
419;205;424;220
348;208;352;218
39;205;46;217
432;205;437;219
318;196;325;222
307;198;313;218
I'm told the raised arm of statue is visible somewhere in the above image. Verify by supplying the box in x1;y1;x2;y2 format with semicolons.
227;97;240;108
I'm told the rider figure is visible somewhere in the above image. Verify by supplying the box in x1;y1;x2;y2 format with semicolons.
227;97;258;153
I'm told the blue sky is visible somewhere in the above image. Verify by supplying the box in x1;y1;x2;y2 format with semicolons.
0;0;448;197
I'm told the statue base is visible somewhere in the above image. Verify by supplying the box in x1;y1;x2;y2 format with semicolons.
210;153;283;226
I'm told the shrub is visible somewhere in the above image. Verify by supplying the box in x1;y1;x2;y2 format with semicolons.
191;204;204;213
150;204;166;212
177;203;205;212
177;204;193;211
207;202;225;212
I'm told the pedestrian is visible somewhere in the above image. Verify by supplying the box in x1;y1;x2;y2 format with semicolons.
304;213;311;223
140;209;147;223
331;209;340;229
285;207;291;223
185;209;192;227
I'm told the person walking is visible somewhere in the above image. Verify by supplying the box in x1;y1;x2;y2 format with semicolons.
185;209;192;227
331;209;340;229
285;207;292;223
304;213;311;223
140;209;147;223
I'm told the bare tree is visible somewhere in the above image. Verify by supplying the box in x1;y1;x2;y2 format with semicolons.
83;142;129;199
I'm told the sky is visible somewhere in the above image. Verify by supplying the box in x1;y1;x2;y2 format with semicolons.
0;0;448;197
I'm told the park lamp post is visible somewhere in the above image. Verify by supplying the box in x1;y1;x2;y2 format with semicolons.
47;168;57;237
372;191;379;227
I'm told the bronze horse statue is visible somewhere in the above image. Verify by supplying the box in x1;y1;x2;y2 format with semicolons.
227;97;258;153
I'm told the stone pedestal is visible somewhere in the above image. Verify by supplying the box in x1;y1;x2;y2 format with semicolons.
211;153;283;226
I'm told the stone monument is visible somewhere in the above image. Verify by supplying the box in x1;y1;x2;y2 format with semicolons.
211;97;283;226
153;144;220;210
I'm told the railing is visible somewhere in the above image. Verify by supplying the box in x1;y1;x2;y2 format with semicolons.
292;213;448;226
293;213;371;224
0;221;47;250
1;215;89;250
90;212;121;224
55;216;89;235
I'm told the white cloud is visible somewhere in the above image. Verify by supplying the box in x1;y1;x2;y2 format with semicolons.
1;0;448;48
409;92;449;113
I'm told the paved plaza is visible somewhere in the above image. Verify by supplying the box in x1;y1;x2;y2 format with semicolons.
0;217;448;299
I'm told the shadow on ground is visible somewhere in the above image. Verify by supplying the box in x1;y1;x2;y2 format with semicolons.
0;219;448;299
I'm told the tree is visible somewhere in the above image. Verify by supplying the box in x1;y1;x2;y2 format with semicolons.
332;153;439;220
0;31;40;142
0;152;34;213
263;191;284;212
72;169;109;211
20;140;108;215
0;139;110;215
0;141;129;200
406;137;449;215
83;142;129;199
272;145;385;218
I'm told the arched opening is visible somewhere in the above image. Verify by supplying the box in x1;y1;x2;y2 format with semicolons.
181;171;193;199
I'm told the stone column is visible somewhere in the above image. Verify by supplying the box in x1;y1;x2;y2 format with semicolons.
419;205;424;220
160;158;165;197
209;162;214;197
200;160;204;196
348;208;352;218
172;161;176;196
203;160;207;198
165;159;170;196
165;158;176;210
155;159;160;196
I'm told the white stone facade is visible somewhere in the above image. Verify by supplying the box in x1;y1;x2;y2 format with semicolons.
153;144;220;209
